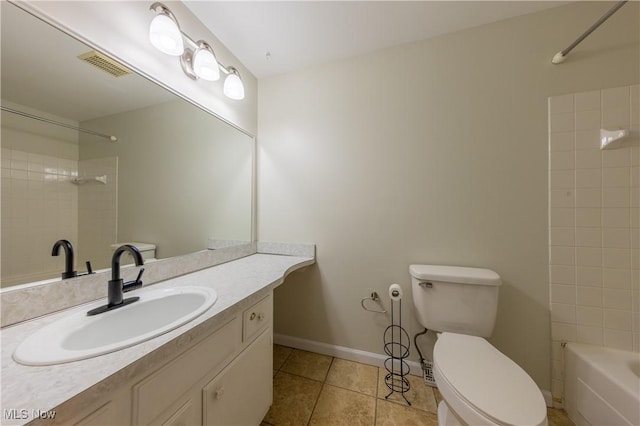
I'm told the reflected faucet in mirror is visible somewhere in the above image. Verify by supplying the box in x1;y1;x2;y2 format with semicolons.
51;239;77;279
87;244;145;316
51;239;94;280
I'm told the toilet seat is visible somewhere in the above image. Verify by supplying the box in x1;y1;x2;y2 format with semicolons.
433;333;547;426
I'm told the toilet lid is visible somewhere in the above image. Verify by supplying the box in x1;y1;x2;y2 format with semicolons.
434;333;546;426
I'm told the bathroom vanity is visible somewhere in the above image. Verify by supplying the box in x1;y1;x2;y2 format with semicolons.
1;249;315;425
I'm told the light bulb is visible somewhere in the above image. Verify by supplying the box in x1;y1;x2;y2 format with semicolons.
149;13;184;56
193;45;220;81
223;70;245;100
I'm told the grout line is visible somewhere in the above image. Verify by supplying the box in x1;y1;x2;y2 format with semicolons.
306;357;333;426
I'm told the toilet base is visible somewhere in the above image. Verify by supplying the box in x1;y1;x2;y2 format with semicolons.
437;400;465;426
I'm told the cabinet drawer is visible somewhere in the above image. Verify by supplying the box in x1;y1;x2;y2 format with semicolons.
203;329;273;425
133;317;241;425
243;294;272;342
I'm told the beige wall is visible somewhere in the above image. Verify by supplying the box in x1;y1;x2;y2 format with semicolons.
257;1;639;391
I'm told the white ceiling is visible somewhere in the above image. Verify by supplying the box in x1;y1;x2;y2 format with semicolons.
184;1;569;79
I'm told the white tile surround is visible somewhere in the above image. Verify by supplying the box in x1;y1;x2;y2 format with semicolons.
1;149;119;286
548;85;640;403
1;149;79;286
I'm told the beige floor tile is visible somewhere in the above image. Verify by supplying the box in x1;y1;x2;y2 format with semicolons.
325;358;379;396
263;371;323;426
433;386;443;404
547;408;575;426
273;344;293;370
377;368;438;414
375;399;439;426
309;384;376;426
281;349;333;381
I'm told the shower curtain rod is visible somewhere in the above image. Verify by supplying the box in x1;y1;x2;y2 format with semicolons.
552;0;628;64
1;106;118;142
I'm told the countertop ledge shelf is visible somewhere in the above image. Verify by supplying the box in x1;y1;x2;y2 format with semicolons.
1;252;315;425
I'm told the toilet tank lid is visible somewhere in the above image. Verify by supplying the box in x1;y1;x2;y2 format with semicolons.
111;242;156;251
409;265;501;286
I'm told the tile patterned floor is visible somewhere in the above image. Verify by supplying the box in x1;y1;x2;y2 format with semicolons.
262;345;575;426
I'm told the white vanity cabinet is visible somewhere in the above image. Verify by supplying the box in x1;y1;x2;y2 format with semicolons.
202;329;272;425
63;292;273;426
139;292;273;426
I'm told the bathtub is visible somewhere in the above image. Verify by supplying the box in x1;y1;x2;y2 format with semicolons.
564;343;640;426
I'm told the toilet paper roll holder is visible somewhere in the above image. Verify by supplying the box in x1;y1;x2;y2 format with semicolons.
361;292;387;313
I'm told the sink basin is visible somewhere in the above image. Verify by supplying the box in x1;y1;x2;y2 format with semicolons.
13;286;217;366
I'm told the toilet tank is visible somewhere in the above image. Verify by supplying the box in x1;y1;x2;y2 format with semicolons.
111;242;156;265
410;265;501;338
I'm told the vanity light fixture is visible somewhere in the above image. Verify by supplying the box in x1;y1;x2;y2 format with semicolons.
223;67;245;100
149;4;183;56
149;2;244;100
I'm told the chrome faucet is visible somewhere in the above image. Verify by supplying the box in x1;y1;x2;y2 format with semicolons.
87;244;145;316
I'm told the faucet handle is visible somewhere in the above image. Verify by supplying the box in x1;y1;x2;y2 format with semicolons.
77;261;95;277
123;268;145;293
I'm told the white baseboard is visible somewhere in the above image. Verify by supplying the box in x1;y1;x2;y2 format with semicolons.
274;333;424;378
274;333;554;407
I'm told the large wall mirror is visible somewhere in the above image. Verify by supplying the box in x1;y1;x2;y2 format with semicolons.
1;2;255;288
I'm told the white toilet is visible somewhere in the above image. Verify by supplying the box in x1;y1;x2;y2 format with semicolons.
410;264;547;426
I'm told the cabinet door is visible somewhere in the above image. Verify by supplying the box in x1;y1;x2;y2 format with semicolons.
203;329;272;426
160;397;199;426
133;318;240;425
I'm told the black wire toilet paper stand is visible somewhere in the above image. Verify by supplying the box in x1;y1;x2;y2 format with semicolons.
383;287;411;405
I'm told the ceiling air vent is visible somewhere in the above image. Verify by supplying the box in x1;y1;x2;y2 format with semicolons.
77;51;132;77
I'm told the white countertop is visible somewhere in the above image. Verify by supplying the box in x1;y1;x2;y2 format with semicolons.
1;253;314;425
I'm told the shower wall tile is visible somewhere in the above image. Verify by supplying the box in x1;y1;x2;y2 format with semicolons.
550;265;575;284
549;94;574;114
550;246;575;265
550;132;574;152
550;208;575;227
575;150;601;169
550;228;575;246
577;286;602;307
575;208;600;227
575;169;601;188
575;109;600;130
604;329;633;351
576;306;602;327
576;326;603;345
1;148;79;287
603;268;631;289
549;85;639;396
550;112;575;132
575;228;602;247
550;151;575;170
550;170;574;188
576;266;602;287
575;90;600;111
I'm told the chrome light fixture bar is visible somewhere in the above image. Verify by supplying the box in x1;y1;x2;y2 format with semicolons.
149;2;244;100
